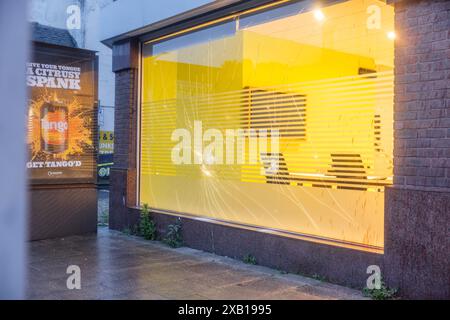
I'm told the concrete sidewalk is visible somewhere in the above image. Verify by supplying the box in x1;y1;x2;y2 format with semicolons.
27;227;365;300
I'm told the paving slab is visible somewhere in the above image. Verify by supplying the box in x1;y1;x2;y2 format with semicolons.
26;227;367;300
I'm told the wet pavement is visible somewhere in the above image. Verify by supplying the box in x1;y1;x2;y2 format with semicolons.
97;188;109;226
27;228;366;300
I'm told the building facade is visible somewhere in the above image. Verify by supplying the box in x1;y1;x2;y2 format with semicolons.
104;0;449;299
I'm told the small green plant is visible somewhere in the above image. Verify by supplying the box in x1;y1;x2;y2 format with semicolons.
243;254;257;265
163;218;183;248
122;227;131;235
312;274;326;282
140;203;156;240
122;224;139;236
295;270;327;282
363;281;397;300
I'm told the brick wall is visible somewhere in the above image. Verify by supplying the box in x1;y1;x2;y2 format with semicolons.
394;0;450;190
384;0;450;299
110;48;139;230
113;69;137;170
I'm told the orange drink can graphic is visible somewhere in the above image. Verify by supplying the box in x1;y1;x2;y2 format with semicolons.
40;102;69;154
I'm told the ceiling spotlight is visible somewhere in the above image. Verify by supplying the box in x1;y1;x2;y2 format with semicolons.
387;31;396;40
314;9;325;22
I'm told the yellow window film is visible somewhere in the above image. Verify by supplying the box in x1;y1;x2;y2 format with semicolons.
140;0;394;250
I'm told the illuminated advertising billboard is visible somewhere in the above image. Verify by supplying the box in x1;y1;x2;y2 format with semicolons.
98;105;114;182
27;42;97;184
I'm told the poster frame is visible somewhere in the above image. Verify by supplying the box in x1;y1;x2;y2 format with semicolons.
28;41;98;186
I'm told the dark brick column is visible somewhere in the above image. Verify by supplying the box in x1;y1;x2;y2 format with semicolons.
109;40;140;231
384;0;450;299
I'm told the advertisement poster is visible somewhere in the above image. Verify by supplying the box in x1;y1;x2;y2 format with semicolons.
27;43;97;184
98;105;114;183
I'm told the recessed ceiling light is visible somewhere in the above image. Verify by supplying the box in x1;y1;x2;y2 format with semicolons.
387;31;396;40
314;9;325;22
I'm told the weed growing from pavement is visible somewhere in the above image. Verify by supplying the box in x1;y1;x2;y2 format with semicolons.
122;225;139;236
163;218;183;248
296;270;328;283
140;203;157;240
122;227;131;236
363;280;397;300
243;254;257;265
312;274;327;282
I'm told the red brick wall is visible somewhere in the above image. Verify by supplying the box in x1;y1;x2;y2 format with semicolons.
113;69;138;170
109;47;140;231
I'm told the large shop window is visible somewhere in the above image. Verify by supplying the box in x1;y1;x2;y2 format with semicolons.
140;0;394;251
